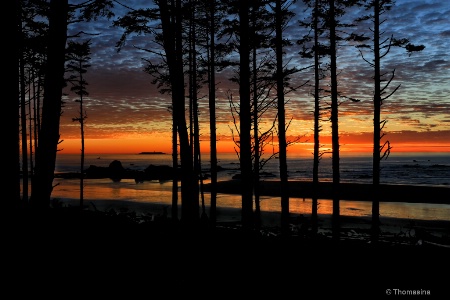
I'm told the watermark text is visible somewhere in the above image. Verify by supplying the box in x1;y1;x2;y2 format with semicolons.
386;289;431;296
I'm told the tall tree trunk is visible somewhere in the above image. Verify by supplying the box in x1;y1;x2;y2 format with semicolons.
239;0;254;230
252;7;261;231
80;117;85;209
30;0;69;209
33;73;39;167
79;70;85;209
9;0;22;209
171;116;178;221
20;25;29;206
276;0;290;236
29;70;35;178
190;8;206;223
189;6;199;211
174;0;198;226
35;77;42;147
159;0;193;224
311;0;321;236
208;0;218;227
159;0;199;226
371;0;381;244
189;34;194;163
329;0;340;241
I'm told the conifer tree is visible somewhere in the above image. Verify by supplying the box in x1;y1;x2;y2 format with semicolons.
298;0;329;236
355;0;425;243
115;1;200;226
66;40;91;209
30;0;114;208
316;0;364;241
273;0;296;236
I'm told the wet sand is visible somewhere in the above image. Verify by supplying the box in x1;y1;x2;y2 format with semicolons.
204;180;450;204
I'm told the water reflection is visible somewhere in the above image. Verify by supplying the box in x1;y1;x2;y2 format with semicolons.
48;178;450;222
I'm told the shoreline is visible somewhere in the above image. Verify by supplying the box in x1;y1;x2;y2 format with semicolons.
204;180;450;204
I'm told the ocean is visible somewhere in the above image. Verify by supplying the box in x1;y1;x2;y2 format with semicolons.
49;152;450;222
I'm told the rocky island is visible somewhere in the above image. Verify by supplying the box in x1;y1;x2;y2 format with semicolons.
138;151;166;155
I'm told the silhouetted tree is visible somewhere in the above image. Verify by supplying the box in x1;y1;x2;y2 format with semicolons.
19;8;29;205
205;0;220;227
323;0;364;241
227;0;301;231
30;0;69;209
226;0;282;230
220;0;254;229
228;56;280;230
66;40;91;209
327;0;340;241
273;0;295;236
223;0;275;231
172;109;178;221
29;0;114;209
186;0;212;224
114;4;182;219
9;0;22;209
158;0;199;226
299;0;330;236
27;69;35;180
114;2;201;224
355;0;425;243
250;0;275;230
19;0;45;206
187;0;200;220
238;1;254;230
17;0;49;208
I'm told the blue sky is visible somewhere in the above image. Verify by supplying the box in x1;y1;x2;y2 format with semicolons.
60;0;450;154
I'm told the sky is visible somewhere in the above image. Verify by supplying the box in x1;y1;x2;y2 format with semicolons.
59;0;450;156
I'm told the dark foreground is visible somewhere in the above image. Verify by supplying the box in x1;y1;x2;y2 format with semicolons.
6;207;450;298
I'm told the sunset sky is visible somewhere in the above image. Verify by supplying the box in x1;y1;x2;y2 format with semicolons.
59;0;450;156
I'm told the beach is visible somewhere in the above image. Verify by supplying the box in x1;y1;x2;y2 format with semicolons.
57;189;450;248
49;177;450;240
10;182;450;298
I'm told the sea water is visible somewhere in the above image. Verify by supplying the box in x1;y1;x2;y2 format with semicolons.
46;152;450;221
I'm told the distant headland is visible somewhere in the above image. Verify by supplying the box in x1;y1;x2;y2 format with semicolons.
138;151;167;155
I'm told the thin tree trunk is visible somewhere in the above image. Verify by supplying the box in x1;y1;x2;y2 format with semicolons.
79;67;85;209
252;8;261;231
329;0;340;241
35;76;42;147
10;0;22;209
276;0;289;236
189;30;194;162
28;71;34;179
172;117;178;221
208;0;218;227
80;118;85;209
30;70;40;178
191;8;205;223
189;7;199;211
159;0;189;224
174;0;198;226
33;74;39;157
20;37;29;206
371;0;381;244
311;0;320;235
239;1;254;230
